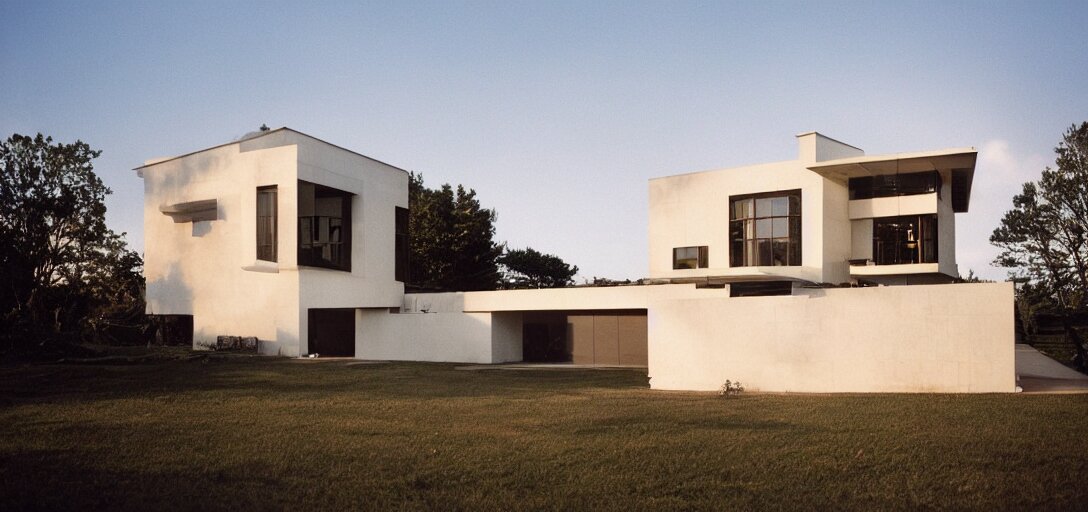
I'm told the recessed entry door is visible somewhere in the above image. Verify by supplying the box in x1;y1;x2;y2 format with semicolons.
308;308;355;357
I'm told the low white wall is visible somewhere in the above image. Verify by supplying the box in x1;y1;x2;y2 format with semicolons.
459;284;729;312
356;309;501;363
491;312;524;363
648;282;1015;393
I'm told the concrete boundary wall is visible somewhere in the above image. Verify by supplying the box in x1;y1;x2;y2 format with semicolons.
648;282;1015;393
356;309;522;364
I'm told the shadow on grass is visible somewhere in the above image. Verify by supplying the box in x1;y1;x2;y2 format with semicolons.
0;357;653;408
1;447;300;511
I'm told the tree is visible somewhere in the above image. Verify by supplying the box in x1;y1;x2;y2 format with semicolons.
991;122;1088;369
499;247;578;289
0;133;145;354
408;173;503;291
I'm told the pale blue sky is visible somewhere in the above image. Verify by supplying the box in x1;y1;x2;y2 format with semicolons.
3;0;1086;281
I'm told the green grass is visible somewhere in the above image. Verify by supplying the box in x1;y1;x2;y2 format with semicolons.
2;354;1087;511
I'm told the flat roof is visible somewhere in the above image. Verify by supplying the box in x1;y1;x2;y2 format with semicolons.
805;147;976;178
806;147;977;212
133;127;410;175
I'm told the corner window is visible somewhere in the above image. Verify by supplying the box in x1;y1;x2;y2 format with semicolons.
849;172;941;200
395;206;409;282
256;186;277;262
673;246;708;269
873;215;938;265
729;190;801;267
298;181;353;271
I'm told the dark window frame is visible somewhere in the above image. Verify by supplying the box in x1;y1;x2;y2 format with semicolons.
298;180;353;272
395;206;409;282
256;186;278;262
849;171;942;200
729;189;802;267
872;214;938;265
672;246;708;269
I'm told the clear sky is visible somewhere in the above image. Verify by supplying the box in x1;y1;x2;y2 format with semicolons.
3;0;1086;282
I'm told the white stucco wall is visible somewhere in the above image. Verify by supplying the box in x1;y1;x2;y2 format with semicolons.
848;193;939;219
461;283;728;312
797;132;864;163
850;219;874;260
648;161;834;283
141;129;408;357
821;178;851;284
937;172;958;277
647;282;1016;393
356;309;510;363
142;138;302;355
648;134;867;284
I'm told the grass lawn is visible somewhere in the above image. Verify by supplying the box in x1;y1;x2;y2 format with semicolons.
2;352;1087;511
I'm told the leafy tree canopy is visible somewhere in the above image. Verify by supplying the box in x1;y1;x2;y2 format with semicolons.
1;134;144;355
408;172;503;291
499;247;579;289
991;122;1088;367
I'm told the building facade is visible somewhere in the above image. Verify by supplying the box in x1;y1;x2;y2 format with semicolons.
649;132;975;290
139;128;1015;393
139;129;407;357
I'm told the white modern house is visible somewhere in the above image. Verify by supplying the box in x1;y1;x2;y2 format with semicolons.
139;129;408;358
650;132;971;288
139;128;1015;393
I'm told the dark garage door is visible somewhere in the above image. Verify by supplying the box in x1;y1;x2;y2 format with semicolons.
570;312;648;366
308;308;355;357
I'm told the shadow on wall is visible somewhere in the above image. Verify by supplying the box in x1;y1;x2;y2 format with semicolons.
272;327;300;358
146;262;195;343
145;146;237;198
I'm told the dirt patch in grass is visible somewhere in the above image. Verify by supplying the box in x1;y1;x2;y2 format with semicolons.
2;355;1087;510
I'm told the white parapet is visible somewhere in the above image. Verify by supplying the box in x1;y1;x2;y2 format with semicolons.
648;282;1016;393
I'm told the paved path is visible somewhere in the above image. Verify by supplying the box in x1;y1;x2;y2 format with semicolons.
1016;344;1088;394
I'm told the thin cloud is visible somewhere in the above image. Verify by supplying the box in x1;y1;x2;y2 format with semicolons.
957;139;1048;281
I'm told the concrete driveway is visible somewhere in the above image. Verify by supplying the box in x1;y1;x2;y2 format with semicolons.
1016;344;1088;393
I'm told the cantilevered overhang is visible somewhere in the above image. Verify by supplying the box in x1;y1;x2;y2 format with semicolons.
807;148;977;212
160;199;217;223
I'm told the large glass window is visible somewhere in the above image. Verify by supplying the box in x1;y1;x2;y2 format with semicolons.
395;206;409;282
729;190;801;267
849;171;941;200
872;215;938;265
298;181;353;271
673;246;708;269
256;186;277;262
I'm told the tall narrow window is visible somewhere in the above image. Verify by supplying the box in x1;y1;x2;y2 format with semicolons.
729;190;801;267
395;206;409;282
256;186;277;262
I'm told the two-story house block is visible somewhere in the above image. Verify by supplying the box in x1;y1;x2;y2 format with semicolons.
649;131;975;292
139;128;408;357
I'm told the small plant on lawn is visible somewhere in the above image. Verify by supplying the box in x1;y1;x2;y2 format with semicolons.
719;380;744;397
